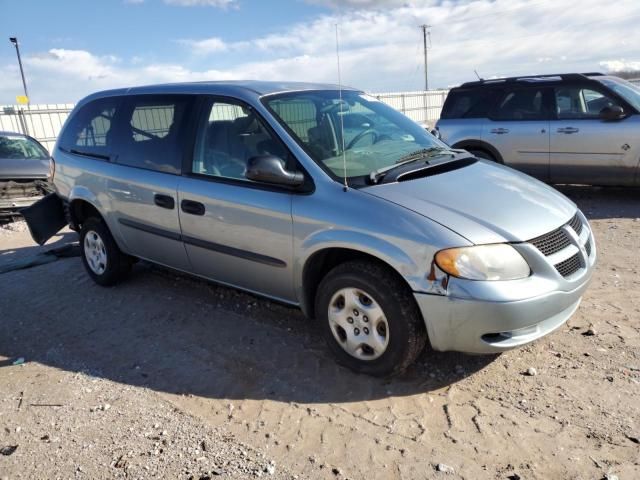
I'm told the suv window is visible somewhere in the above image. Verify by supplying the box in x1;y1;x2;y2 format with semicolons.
116;95;194;174
555;86;616;119
491;88;547;120
192;99;289;181
59;97;119;158
441;89;494;119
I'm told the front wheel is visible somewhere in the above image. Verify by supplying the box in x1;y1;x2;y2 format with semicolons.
80;217;132;286
315;260;427;376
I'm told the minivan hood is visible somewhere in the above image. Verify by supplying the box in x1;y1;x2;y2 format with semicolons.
364;160;576;244
0;158;49;180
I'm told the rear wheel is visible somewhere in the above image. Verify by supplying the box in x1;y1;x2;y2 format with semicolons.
315;260;427;376
80;217;132;286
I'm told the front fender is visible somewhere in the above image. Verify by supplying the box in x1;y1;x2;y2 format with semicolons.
293;227;443;313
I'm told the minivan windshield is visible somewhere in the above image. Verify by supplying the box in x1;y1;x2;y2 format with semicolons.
0;135;48;160
597;77;640;112
263;90;448;179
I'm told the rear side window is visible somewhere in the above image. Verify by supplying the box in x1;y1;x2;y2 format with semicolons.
441;89;493;119
491;88;547;120
59;97;119;158
116;95;194;174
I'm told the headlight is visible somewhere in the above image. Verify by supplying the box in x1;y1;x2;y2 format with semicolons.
435;244;530;281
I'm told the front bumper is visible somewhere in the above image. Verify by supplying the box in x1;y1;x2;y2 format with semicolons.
415;280;589;353
0;195;44;216
415;211;596;354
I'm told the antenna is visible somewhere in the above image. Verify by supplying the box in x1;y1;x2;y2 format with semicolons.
335;23;348;192
474;69;483;81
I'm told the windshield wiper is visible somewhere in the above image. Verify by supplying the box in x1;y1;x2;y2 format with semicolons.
369;147;453;184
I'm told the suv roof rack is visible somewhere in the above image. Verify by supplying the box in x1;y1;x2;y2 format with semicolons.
459;72;605;88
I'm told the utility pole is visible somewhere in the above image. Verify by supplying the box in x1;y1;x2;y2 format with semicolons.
9;36;30;106
420;25;431;91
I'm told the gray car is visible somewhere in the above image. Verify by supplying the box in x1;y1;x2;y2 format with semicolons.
0;131;51;217
435;73;640;185
25;81;596;376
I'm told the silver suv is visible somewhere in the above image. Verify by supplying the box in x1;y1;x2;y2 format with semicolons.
25;81;596;376
435;73;640;185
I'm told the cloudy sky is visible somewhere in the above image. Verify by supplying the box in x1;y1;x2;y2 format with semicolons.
2;0;640;104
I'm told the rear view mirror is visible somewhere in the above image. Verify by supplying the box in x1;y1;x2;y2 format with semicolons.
246;155;304;187
599;105;625;121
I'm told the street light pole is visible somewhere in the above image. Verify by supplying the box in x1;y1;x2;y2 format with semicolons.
9;37;30;105
419;25;431;91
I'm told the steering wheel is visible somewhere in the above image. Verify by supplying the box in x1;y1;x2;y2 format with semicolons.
346;128;378;150
203;150;246;178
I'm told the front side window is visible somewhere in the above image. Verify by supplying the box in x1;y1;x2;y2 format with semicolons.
116;95;193;174
59;97;119;158
554;86;616;119
492;88;547;120
596;77;640;112
0;135;48;159
192;99;289;181
264;90;446;179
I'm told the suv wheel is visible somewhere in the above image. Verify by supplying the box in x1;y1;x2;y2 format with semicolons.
468;149;498;163
80;217;132;286
315;260;427;376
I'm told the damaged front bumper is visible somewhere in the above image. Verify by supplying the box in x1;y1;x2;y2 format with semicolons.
0;180;52;217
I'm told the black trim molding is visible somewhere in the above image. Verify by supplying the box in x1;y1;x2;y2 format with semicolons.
117;218;286;268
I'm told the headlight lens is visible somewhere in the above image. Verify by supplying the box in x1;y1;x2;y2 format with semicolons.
435;244;530;281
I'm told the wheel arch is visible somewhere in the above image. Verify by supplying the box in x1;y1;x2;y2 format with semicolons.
451;139;504;164
299;246;416;319
68;198;103;230
67;189;127;253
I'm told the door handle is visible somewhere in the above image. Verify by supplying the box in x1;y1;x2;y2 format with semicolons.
557;127;580;134
154;194;175;210
181;199;205;216
490;128;509;134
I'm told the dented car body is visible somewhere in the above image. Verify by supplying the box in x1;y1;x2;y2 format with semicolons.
23;82;596;375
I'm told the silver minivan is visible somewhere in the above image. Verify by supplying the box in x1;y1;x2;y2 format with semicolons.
26;81;596;376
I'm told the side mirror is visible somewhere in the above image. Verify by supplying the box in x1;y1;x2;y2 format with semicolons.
246;155;304;187
599;105;625;121
430;127;442;140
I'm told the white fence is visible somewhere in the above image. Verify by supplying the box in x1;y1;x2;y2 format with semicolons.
0;91;448;152
1;104;75;151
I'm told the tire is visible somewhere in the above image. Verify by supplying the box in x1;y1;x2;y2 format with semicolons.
80;217;132;286
315;260;427;377
467;148;498;162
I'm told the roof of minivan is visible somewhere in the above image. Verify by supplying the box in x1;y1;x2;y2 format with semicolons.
85;80;360;101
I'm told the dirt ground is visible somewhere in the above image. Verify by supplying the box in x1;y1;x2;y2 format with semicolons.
0;186;638;480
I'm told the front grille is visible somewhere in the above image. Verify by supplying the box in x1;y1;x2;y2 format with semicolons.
554;253;582;277
568;213;583;236
528;212;589;278
530;228;571;256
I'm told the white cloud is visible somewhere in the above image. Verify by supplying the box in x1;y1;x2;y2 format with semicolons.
2;0;640;104
180;37;229;54
164;0;237;7
306;0;411;8
599;59;640;72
